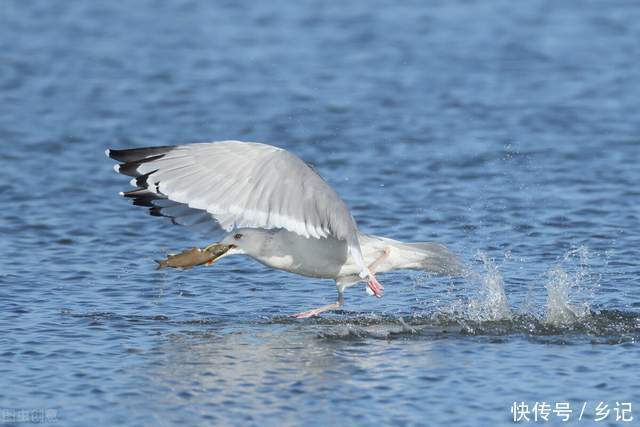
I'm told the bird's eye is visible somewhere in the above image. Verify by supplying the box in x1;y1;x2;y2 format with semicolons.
234;233;243;240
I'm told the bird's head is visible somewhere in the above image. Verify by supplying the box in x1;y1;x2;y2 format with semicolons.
216;228;269;259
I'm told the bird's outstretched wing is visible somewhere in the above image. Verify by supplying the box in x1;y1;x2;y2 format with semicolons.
107;141;367;274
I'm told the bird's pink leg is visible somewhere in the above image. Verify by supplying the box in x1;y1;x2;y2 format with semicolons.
291;247;391;317
290;302;341;318
366;247;391;298
369;247;391;272
291;287;345;318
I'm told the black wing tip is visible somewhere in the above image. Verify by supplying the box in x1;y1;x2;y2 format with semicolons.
134;169;159;188
106;143;170;178
148;207;177;222
124;189;163;207
107;144;215;229
116;154;166;177
149;206;165;217
120;187;178;218
106;145;175;163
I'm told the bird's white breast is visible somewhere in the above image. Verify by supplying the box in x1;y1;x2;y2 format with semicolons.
258;254;295;270
248;229;350;279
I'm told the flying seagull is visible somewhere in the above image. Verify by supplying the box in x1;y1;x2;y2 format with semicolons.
106;141;461;317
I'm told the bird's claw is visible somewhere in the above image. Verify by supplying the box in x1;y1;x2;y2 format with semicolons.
366;274;384;298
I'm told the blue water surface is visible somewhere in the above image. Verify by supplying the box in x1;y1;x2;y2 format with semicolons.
1;1;639;426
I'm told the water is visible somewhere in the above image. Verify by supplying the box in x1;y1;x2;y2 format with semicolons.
1;0;640;425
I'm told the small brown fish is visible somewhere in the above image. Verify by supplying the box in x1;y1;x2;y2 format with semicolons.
155;244;232;270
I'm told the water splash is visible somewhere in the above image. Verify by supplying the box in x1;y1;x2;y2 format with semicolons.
444;251;512;322
544;246;593;326
468;251;512;320
436;246;605;332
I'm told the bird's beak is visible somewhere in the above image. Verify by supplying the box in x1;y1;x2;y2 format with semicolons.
204;243;236;265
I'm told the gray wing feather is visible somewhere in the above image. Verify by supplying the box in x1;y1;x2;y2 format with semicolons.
107;141;362;255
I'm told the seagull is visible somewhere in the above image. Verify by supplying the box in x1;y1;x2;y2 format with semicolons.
106;141;461;317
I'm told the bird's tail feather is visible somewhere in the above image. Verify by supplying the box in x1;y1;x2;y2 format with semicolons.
368;235;463;276
397;241;463;275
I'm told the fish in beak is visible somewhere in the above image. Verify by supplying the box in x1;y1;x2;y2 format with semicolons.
155;243;234;270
